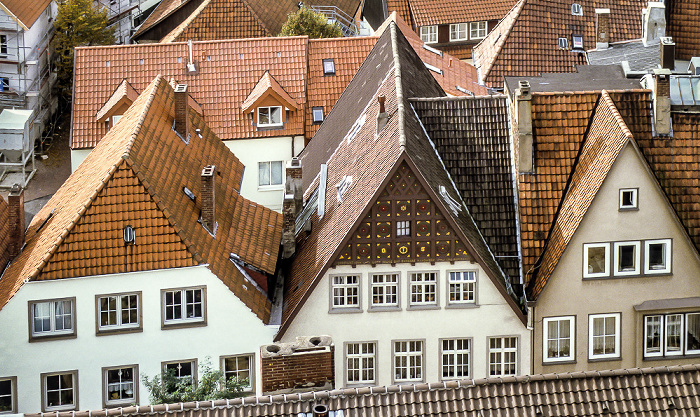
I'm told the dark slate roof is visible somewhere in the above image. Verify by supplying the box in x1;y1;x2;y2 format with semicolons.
504;65;641;94
587;41;662;72
27;365;700;417
411;96;521;283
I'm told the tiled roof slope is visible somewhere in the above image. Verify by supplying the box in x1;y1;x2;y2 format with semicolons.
386;0;412;26
0;76;282;321
27;365;700;417
410;0;517;27
666;0;700;60
244;0;362;36
133;0;202;39
0;196;9;274
473;0;646;88
0;0;51;29
412;96;520;283
96;79;140;121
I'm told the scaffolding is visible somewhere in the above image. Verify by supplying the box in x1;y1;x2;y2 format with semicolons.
95;0;157;44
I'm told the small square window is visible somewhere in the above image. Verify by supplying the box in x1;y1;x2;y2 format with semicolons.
161;287;206;328
258;161;283;187
543;316;575;362
396;220;410;237
257;106;282;127
30;298;76;340
393;340;423;382
583;243;610;278
619;188;638;210
449;23;468;41
103;365;138;407
322;59;335;75
346;342;376;385
222;354;254;391
330;274;360;310
42;371;78;412
469;21;487;40
589;313;620;359
488;337;517;376
441;338;470;379
0;35;7;55
572;35;584;50
409;272;437;307
448;271;476;304
162;360;197;392
644;239;671;274
571;3;583;16
0;377;17;414
0;78;9;92
370;273;399;308
613;241;640;275
96;292;141;334
312;107;324;124
420;26;437;44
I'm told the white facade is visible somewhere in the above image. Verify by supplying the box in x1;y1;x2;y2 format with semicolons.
0;265;278;414
281;261;531;388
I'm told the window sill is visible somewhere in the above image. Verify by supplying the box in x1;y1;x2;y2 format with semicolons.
583;272;672;281
162;320;207;330
105;400;136;409
643;353;700;361
329;308;363;314
587;356;621;363
368;306;401;312
618;207;639;211
258;185;283;192
96;326;143;336
542;359;576;365
407;305;440;311
29;332;77;343
445;303;478;309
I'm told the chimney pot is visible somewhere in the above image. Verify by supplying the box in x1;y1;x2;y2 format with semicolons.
200;165;216;235
660;37;675;70
377;95;386;113
7;185;25;259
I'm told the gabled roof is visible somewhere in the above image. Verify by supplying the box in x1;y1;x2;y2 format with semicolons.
241;71;299;112
279;23;523;340
133;0;200;39
0;76;282;321
409;0;517;27
666;0;700;60
95;79;140;122
0;0;51;30
473;0;646;88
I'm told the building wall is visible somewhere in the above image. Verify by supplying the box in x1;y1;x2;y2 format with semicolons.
281;261;531;387
533;145;700;373
0;265;278;413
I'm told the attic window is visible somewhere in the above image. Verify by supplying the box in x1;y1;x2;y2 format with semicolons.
105;60;110;67
346;114;366;143
571;3;583;16
139;59;144;65
336;176;352;203
558;37;569;50
257;106;282;127
183;186;196;202
312;107;324;123
439;185;463;216
123;226;135;244
323;59;335;75
572;35;584;50
424;63;443;75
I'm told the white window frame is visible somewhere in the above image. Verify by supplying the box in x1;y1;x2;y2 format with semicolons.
162;360;197;388
665;313;684;356
645;312;700;357
619;188;638;210
409;271;437;307
322;58;335;75
96;292;141;333
346;342;376;385
330;274;360;311
161;287;206;327
644;314;664;357
644;239;671;274
30;298;76;340
256;105;282;127
613;241;641;276
469;21;487;40
440;338;471;380
393;340;424;383
449;23;468;41
396;220;410;237
312;107;324;123
543;316;575;362
687;312;700;354
447;271;476;305
103;365;138;407
370;273;399;309
572;35;584;50
583;242;610;278
221;354;254;392
488;337;517;376
0;377;17;414
588;313;620;359
42;371;78;412
258;160;284;188
420;25;437;43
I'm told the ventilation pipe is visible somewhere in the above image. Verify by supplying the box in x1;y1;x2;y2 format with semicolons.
377;95;388;133
174;84;189;138
7;184;25;259
516;81;534;173
312;404;329;417
200;165;216;235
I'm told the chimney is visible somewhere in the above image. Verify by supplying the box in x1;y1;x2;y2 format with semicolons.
282;158;302;259
642;2;666;47
200;165;216;235
376;95;388;133
516;81;534;173
653;69;672;135
7;184;25;259
312;405;329;417
660;37;675;70
595;9;610;50
174;84;189;138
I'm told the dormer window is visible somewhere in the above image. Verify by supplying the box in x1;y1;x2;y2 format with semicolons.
323;59;335;75
572;35;584;50
420;25;438;44
571;3;583;16
619;188;638;210
112;115;122;126
257;106;282;127
470;21;487;40
449;23;468;41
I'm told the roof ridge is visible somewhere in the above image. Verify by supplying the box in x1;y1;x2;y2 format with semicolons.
161;0;212;43
240;0;273;36
474;0;526;83
409;95;506;102
389;21;406;149
123;75;165;159
600;90;634;140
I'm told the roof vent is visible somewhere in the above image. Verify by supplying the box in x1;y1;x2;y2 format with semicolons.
377;95;388;133
439;185;462;216
336;176;352;203
558;37;569;50
186;39;198;73
183;186;195;201
571;3;582;16
123;225;136;244
312;404;329;417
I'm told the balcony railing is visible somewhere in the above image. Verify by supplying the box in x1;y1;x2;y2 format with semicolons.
310;5;359;37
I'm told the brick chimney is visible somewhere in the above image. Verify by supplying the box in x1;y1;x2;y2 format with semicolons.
282;158;302;259
261;336;334;394
653;68;672;136
595;9;610;50
376;95;388;133
174;84;189;138
200;165;216;235
7;184;25;259
516;81;534;173
660;37;675;70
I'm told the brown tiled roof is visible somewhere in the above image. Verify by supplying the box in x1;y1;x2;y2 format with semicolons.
0;0;51;29
385;0;412;26
0;196;9;274
410;0;517;27
27;364;700;417
0;76;282;321
666;0;700;60
133;0;199;39
95;79;140;122
241;71;299;112
474;0;646;88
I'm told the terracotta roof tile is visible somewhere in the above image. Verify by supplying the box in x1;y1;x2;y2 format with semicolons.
386;0;413;26
0;0;51;29
410;0;517;27
241;71;299;112
666;0;700;60
95;79;140;122
0;196;9;273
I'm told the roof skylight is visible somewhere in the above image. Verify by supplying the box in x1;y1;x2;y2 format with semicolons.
439;185;463;216
336;176;352;203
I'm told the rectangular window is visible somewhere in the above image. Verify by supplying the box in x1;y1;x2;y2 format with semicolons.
665;314;684;356
0;35;7;55
322;58;335;75
222;354;253;391
346;342;376;385
393;340;423;382
331;275;360;310
488;337;517;376
441;338;470;379
370;273;399;308
583;243;610;278
162;287;206;327
396;220;410;237
449;23;468;41
572;34;584;50
619;188;638;210
589;313;620;359
644;239;671;274
688;313;700;354
469;21;487;39
0;377;16;414
448;271;476;304
0;78;8;92
409;272;437;306
543;316;575;362
103;365;137;407
420;26;437;43
645;313;700;357
312;107;324;123
42;371;77;412
614;241;640;276
644;315;663;357
257;106;282;127
97;293;140;333
30;298;76;340
162;360;196;393
258;161;283;187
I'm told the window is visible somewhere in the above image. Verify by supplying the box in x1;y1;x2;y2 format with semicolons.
346;342;376;385
222;354;253;391
257;106;282;127
409;272;437;307
393;340;423;382
589;313;620;359
258;161;283;187
370;273;399;308
572;35;584;50
0;78;8;92
331;275;360;310
558;37;569;49
488;337;517;376
645;313;700;357
470;21;487;39
0;377;16;414
162;360;196;392
441;339;470;379
322;59;335;75
571;3;583;16
396;220;410;237
161;287;206;327
644;239;671;274
543;317;575;362
312;107;324;124
96;293;141;333
449;23;468;41
420;26;437;43
103;366;137;407
583;243;610;278
336;175;353;203
448;271;476;304
619;188;638;210
614;241;640;276
0;35;7;55
30;298;76;340
42;371;77;412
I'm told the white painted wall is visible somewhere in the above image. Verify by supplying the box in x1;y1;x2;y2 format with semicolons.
0;265;278;413
71;149;92;172
281;261;531;387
